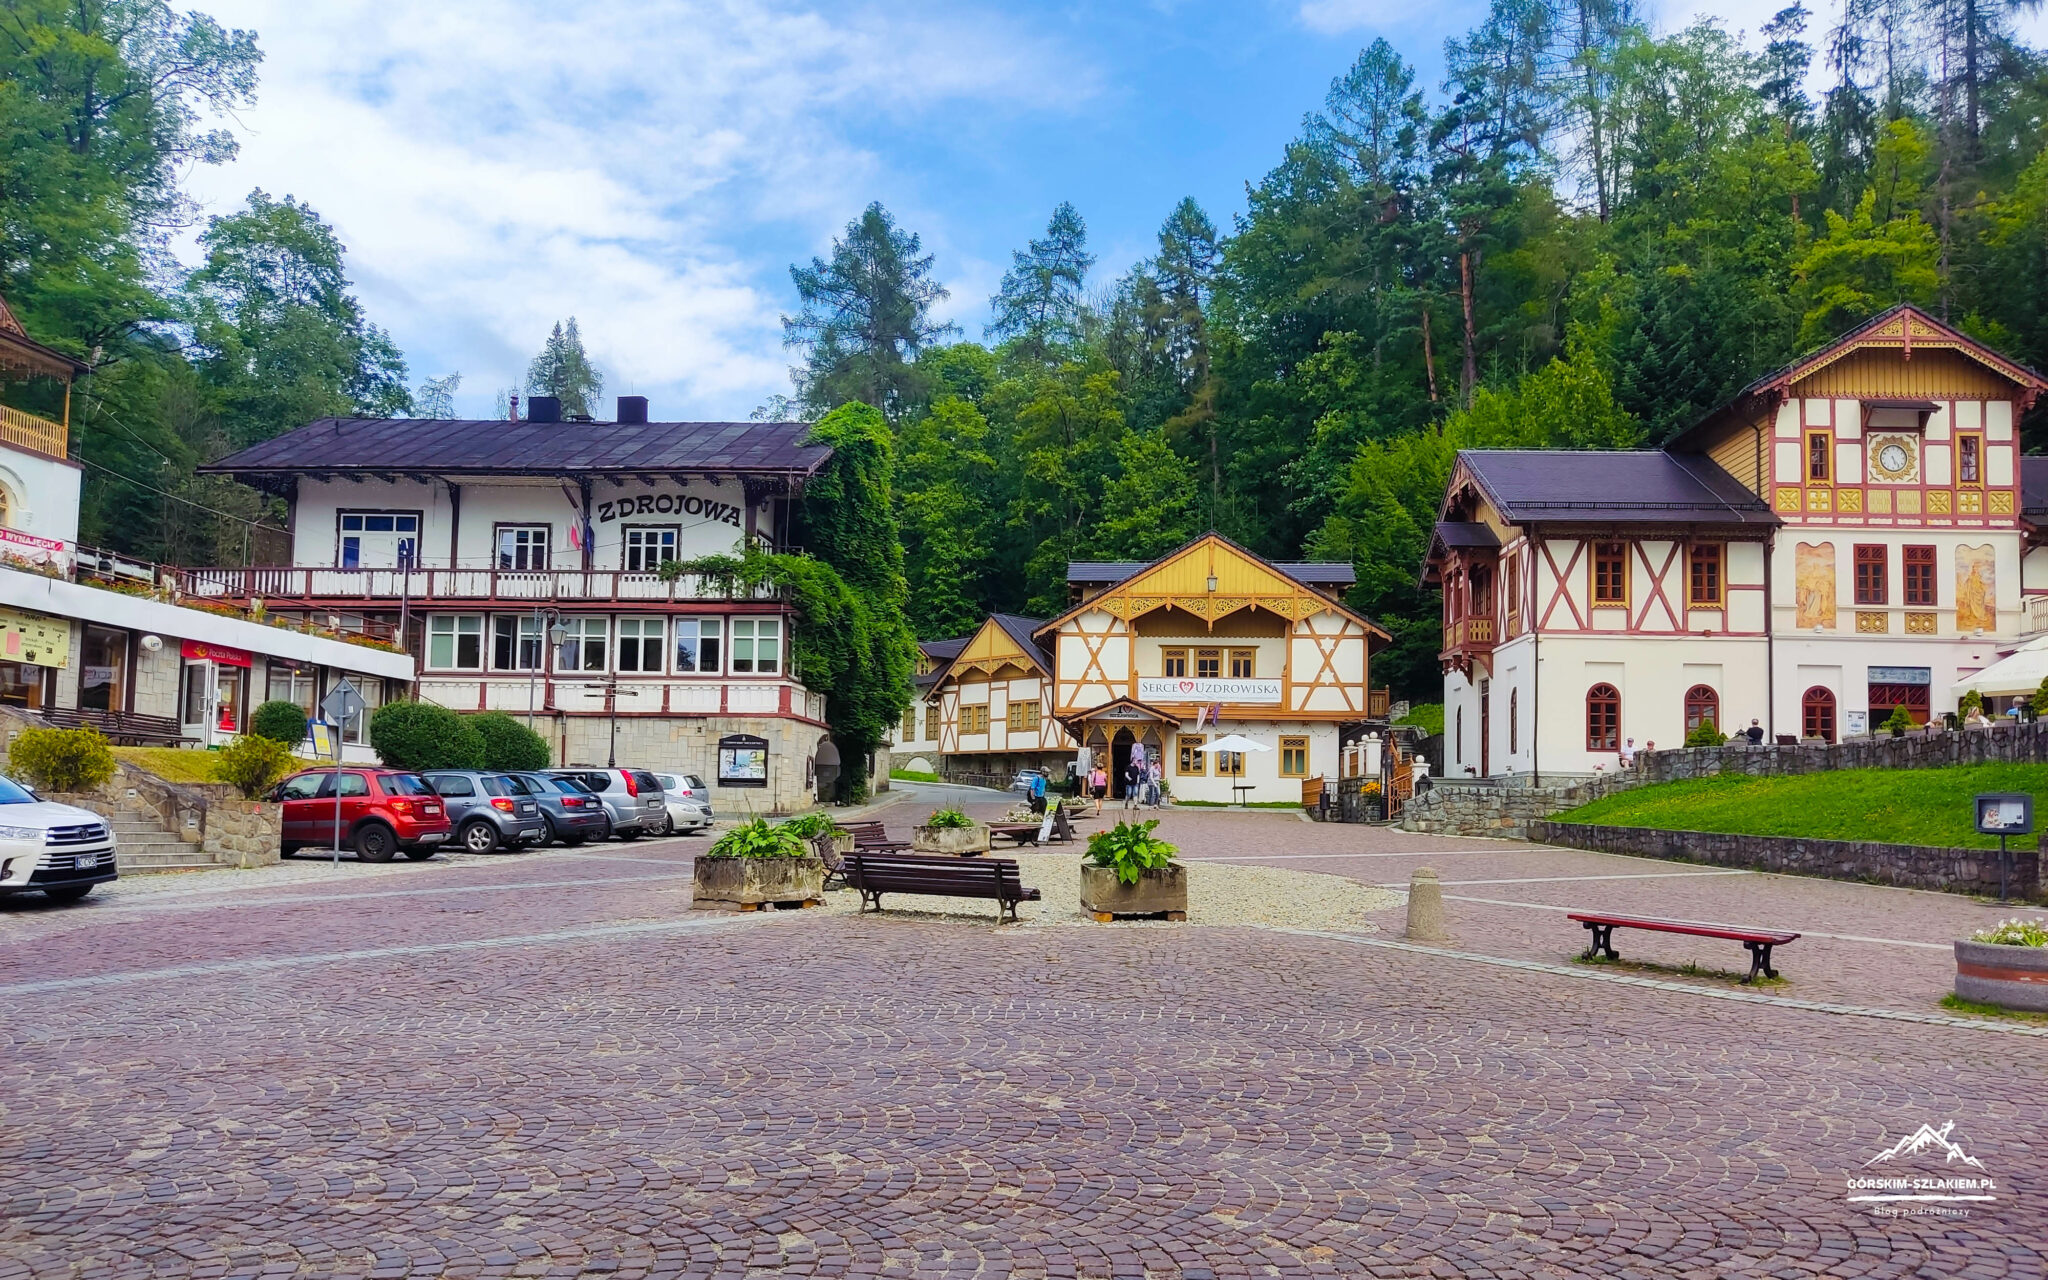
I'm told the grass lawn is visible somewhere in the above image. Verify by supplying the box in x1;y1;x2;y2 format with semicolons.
1395;703;1444;736
110;746;222;785
1557;764;2048;850
890;769;939;783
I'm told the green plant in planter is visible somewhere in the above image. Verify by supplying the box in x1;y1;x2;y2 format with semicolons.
1973;917;2048;946
777;812;845;841
705;817;809;859
1086;819;1179;885
924;807;974;830
1881;706;1916;736
1684;718;1724;748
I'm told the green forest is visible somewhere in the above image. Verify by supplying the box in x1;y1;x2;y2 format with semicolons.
9;0;2048;700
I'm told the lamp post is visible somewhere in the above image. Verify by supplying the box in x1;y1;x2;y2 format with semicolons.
526;607;569;733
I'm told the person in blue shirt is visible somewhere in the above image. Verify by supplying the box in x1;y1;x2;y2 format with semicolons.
1029;770;1047;814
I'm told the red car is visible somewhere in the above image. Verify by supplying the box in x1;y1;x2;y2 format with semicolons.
273;768;453;862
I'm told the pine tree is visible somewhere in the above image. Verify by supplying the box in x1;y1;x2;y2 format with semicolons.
526;318;603;418
414;372;461;419
784;202;955;418
987;202;1095;362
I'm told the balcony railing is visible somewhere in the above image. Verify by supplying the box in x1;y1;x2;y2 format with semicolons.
1442;616;1496;652
179;566;782;605
0;403;66;459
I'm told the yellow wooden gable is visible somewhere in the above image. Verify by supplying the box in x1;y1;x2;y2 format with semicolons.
940;616;1048;681
1042;533;1388;637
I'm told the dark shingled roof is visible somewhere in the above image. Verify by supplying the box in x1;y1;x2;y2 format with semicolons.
1457;450;1776;526
1067;560;1356;586
989;613;1053;673
200;418;831;479
920;637;969;662
1433;521;1501;549
2025;456;2048;518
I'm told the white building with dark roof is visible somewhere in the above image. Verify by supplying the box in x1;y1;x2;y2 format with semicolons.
1426;306;2048;780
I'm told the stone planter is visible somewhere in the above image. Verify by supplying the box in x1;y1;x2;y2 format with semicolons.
913;824;989;855
828;830;856;856
1080;862;1187;921
1954;939;2048;1012
691;855;826;911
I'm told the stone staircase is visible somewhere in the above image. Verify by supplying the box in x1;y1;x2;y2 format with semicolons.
106;808;224;874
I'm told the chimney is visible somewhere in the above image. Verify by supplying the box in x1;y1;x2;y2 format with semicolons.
509;392;519;421
616;395;649;424
527;395;562;423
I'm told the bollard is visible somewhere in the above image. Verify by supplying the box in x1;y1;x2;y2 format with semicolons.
1406;866;1449;942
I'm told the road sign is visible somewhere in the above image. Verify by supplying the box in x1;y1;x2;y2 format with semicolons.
321;676;366;726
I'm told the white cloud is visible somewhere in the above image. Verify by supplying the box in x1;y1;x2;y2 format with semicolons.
182;1;1092;418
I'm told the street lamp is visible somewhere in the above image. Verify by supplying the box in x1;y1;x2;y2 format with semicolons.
525;607;570;732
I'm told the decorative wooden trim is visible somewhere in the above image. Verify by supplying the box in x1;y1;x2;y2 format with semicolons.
1855;611;1889;633
1905;612;1938;635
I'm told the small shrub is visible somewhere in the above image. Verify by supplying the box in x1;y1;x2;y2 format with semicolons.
1960;689;1986;719
368;701;486;772
1684;719;1723;748
6;726;116;792
468;711;551;771
923;807;974;830
1086;818;1179;885
777;813;844;841
250;699;309;745
1973;918;2048;947
212;735;296;798
705;816;809;859
1881;706;1916;735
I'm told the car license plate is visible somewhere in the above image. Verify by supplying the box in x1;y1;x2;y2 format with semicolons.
419;832;446;843
423;804;442;815
519;803;536;814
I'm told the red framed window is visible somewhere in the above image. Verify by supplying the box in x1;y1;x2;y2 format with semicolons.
1854;545;1888;606
1959;434;1982;485
1903;545;1936;606
1684;685;1719;733
1802;687;1836;742
1586;683;1620;752
1807;431;1832;482
1592;543;1628;604
1688;543;1722;606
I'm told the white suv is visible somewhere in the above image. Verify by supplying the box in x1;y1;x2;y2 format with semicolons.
0;776;118;903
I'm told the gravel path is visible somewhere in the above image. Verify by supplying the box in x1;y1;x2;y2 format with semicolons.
822;851;1397;929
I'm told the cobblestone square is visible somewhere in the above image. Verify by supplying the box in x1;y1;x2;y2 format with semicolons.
2;801;2041;1278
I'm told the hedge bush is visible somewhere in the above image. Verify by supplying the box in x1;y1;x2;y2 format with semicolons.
468;711;551;771
367;701;486;771
6;726;117;792
250;699;309;745
212;735;296;798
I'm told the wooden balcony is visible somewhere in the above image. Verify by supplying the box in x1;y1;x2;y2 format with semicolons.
1441;616;1496;651
179;565;783;608
0;403;66;459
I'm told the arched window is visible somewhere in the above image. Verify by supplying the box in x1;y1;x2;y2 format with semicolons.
1802;686;1836;742
1684;684;1720;733
1509;688;1519;754
1586;683;1620;752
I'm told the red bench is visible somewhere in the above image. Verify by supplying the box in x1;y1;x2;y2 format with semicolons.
1568;912;1800;984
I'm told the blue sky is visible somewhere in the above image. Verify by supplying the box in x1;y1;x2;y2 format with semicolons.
179;0;1907;421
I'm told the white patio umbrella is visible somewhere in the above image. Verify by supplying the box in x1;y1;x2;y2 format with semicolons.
1196;734;1272;755
1952;635;2048;699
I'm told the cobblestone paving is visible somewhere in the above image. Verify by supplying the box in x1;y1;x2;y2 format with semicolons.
2;812;2042;1278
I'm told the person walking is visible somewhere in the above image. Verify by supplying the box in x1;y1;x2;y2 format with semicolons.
1028;770;1047;815
1089;763;1108;815
1147;757;1163;808
1122;758;1145;811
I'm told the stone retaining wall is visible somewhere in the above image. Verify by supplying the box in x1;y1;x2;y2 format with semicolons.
1532;820;2041;899
1399;720;2048;839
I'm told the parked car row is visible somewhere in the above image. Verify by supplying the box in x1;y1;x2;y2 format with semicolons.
271;765;716;862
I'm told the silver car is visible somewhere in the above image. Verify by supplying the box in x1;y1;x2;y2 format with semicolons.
548;768;667;839
653;773;714;836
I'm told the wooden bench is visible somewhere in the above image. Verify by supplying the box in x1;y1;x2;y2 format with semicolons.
39;707;193;746
1568;911;1800;984
989;807;1077;847
845;852;1041;923
841;820;909;852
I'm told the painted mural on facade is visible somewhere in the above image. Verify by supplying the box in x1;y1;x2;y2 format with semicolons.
1794;543;1836;630
1956;545;1997;633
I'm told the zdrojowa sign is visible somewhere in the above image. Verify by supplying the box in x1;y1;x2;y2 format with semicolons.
1135;677;1283;704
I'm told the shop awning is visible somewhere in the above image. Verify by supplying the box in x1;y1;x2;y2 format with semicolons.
1952;636;2048;699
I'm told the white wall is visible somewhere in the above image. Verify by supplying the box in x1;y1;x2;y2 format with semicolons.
0;443;82;546
1165;720;1337;805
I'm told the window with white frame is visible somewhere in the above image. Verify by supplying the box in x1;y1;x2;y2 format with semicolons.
623;526;679;573
730;618;782;675
674;618;722;673
341;677;384;744
557;617;609;672
491;615;543;671
427;615;484;670
266;662;318;719
496;525;551;571
338;511;419;569
616;618;664;673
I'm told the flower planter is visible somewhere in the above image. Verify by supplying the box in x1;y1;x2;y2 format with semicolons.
827;831;856;856
1080;862;1187;921
913;824;989;855
1954;939;2048;1012
691;855;826;911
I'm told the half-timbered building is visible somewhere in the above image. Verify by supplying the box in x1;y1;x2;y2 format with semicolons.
1428;305;2048;779
919;615;1072;786
1041;534;1388;804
